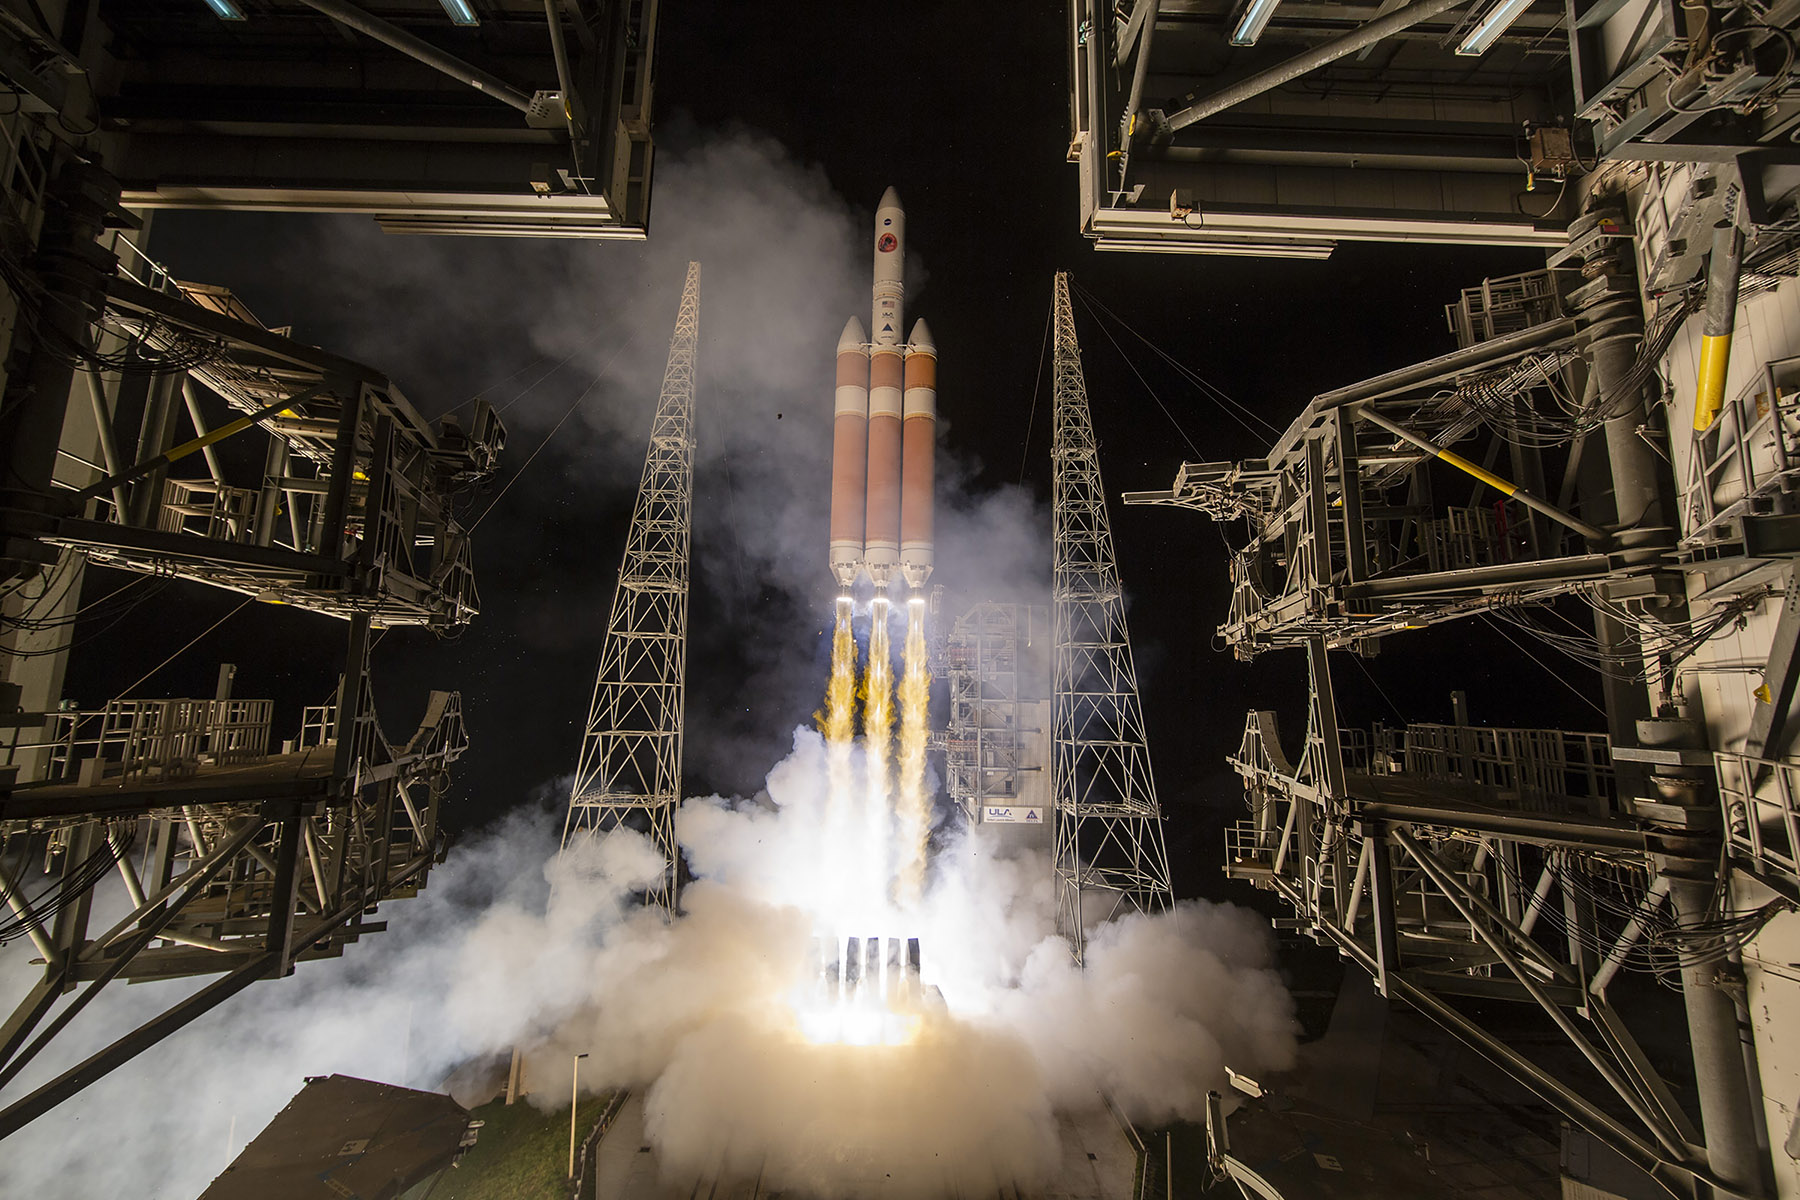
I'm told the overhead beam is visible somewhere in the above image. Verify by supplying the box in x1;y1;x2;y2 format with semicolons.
297;0;535;113
1165;0;1473;130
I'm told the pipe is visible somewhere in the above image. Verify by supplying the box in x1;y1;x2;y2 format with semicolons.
74;385;326;505
1166;0;1470;130
110;830;147;909
0;862;57;963
541;0;584;176
298;0;534;113
1354;404;1610;541
81;370;131;518
1589;875;1671;996
1117;0;1163;188
180;380;226;486
1311;318;1579;414
1670;875;1770;1196
1695;197;1745;433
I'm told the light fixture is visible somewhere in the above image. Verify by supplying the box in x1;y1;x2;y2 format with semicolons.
1456;0;1534;55
202;0;246;19
438;0;480;25
1230;0;1281;46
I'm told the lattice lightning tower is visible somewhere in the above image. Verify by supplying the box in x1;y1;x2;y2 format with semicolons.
1049;271;1173;963
564;262;700;916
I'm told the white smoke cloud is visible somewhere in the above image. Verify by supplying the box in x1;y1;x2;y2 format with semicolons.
0;128;1295;1196
0;732;1295;1199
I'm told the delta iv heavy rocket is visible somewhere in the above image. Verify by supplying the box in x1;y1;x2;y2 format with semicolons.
830;188;936;598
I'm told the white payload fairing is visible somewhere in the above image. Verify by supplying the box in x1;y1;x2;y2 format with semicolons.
829;188;935;596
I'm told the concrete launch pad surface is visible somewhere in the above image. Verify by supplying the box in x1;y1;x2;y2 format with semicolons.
591;1091;1136;1200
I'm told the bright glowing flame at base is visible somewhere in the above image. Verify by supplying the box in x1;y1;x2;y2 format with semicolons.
895;601;931;906
805;590;936;1043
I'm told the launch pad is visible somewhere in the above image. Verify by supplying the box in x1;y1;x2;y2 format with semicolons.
586;1090;1140;1200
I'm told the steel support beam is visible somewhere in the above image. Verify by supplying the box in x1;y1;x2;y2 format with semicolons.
1354;405;1608;542
297;0;535;113
1395;829;1697;1164
1165;0;1473;131
1746;564;1800;762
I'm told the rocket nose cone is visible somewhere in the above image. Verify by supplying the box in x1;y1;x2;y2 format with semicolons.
878;186;902;211
838;317;867;352
907;318;935;354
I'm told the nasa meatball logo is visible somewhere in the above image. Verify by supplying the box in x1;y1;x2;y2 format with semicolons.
878;233;898;253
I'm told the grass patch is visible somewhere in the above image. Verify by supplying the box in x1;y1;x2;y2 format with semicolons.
434;1094;613;1200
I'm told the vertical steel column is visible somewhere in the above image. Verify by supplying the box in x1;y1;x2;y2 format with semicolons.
126;372;180;529
1670;873;1768;1197
1568;215;1662;792
254;436;289;548
319;383;365;562
1572;212;1768;1196
1336;409;1369;583
0;160;118;509
81;369;130;517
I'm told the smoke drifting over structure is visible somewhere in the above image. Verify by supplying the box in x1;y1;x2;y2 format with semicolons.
0;134;1299;1197
0;736;1298;1198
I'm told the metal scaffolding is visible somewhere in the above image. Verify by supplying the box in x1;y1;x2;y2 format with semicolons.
0;620;466;1137
1049;272;1173;962
944;602;1050;826
1224;642;1755;1198
563;263;700;916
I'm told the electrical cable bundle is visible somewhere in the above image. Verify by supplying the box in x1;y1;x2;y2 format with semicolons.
0;826;134;948
1427;350;1585;449
0;247;227;389
0;565;172;658
1490;585;1760;683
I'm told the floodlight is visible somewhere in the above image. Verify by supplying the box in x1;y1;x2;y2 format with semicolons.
1456;0;1535;55
1230;0;1281;46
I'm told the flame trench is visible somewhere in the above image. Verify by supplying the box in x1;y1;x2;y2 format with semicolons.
894;603;931;906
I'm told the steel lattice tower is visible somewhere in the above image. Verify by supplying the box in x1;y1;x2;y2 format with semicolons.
564;262;700;916
1049;271;1173;962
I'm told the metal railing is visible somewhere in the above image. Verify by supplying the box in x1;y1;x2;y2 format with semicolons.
1388;723;1612;814
1682;354;1800;547
159;479;261;543
6;699;272;785
1715;751;1800;896
1445;269;1562;349
300;703;338;749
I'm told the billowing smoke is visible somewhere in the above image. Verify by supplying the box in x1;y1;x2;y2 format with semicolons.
0;128;1297;1195
0;733;1296;1199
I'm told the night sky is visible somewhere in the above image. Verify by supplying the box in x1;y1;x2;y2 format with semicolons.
60;1;1582;901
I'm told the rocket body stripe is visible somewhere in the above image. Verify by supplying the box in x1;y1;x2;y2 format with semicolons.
900;320;936;591
865;406;903;585
868;352;905;415
829;319;869;587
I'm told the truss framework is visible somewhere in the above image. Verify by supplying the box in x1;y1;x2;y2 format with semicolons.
1049;272;1173;963
563;263;700;916
1227;639;1740;1198
10;256;504;630
0;613;463;1137
1121;237;1700;661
